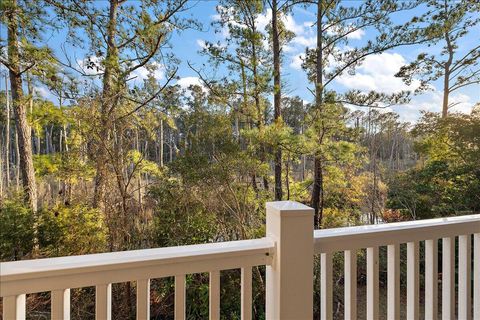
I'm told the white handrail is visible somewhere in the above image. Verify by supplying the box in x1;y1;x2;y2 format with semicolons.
314;214;480;253
1;238;274;297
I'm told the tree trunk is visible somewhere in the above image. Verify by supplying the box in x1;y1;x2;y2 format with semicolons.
93;0;120;209
15;128;20;190
442;66;450;118
7;0;38;214
5;73;10;188
169;132;173;162
442;26;454;118
272;0;282;201
159;118;164;167
311;0;324;228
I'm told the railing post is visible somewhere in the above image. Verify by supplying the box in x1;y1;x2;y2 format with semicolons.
3;294;26;319
266;201;314;320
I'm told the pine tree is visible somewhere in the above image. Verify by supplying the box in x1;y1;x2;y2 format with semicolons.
396;0;480;118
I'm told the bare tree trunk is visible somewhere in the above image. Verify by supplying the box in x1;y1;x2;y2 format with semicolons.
93;0;120;210
272;0;282;201
311;0;324;228
7;0;38;213
63;124;69;152
15;128;20;190
169;132;173;162
5;73;10;188
442;65;451;118
159;118;164;167
6;0;38;254
285;155;290;200
442;14;454;118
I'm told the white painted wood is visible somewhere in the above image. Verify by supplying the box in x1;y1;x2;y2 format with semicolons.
1;238;274;296
367;246;379;320
407;241;419;320
52;288;70;320
314;214;480;253
425;239;438;320
458;235;471;320
175;275;186;320
3;294;26;319
442;237;455;320
265;201;314;320
0;204;476;320
387;244;400;320
344;250;357;320
241;267;252;320
320;253;332;320
474;233;480;320
96;283;112;320
209;270;220;320
136;279;150;320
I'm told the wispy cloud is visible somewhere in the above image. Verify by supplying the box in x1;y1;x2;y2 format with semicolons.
335;52;419;93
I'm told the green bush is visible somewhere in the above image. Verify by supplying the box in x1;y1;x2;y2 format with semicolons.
38;204;108;256
0;196;34;261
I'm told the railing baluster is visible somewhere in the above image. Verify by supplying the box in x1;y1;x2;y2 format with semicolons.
367;246;379;319
175;275;186;320
96;283;112;320
474;233;480;320
387;244;400;320
320;252;333;320
344;250;356;320
3;294;26;319
209;270;220;320
425;239;438;320
407;241;419;320
442;237;455;320
458;235;471;319
52;288;70;320
241;267;252;320
136;279;150;320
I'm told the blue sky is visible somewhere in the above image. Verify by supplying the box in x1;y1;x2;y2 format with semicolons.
1;1;479;123
169;1;479;123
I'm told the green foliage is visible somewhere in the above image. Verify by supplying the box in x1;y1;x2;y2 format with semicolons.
29;99;69;135
38;204;107;256
150;177;217;247
387;111;480;219
0;195;34;260
127;150;163;177
34;153;95;182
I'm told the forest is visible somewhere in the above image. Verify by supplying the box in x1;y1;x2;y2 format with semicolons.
0;0;479;319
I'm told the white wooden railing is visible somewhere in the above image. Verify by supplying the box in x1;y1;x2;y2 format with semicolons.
1;201;479;320
314;214;480;320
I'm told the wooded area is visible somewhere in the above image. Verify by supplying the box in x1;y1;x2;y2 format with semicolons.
0;0;479;319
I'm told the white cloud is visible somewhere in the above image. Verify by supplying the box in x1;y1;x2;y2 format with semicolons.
290;53;304;70
34;86;50;98
303;21;314;28
326;25;366;41
449;93;474;113
176;76;205;90
291;35;316;48
283;45;297;54
283;14;305;35
390;91;474;123
347;28;365;40
255;9;271;32
335;52;419;93
130;62;164;84
196;39;207;49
